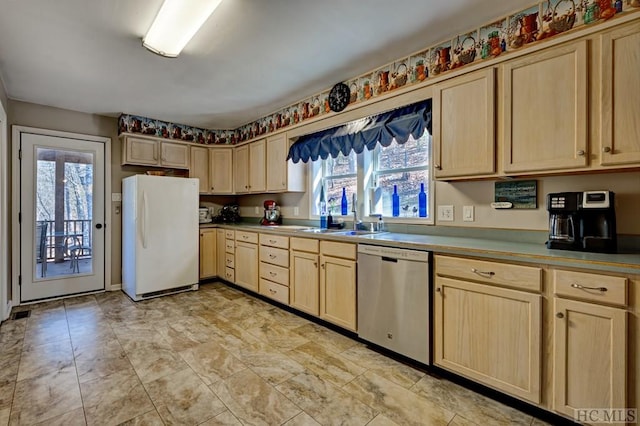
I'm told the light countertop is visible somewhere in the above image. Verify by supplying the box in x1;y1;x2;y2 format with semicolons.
200;223;640;275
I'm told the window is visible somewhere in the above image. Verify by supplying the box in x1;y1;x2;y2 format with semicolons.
371;132;430;218
311;130;433;223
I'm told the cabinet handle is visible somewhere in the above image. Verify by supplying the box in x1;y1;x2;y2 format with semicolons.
211;186;215;191
556;312;564;319
321;263;325;269
602;146;611;153
571;283;608;292
269;271;276;277
577;150;585;156
313;262;317;268
269;254;276;259
242;235;249;239
436;287;441;292
434;164;441;170
471;268;495;278
269;239;277;244
269;289;276;294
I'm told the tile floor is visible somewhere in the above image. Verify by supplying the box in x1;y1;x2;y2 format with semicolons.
0;282;548;425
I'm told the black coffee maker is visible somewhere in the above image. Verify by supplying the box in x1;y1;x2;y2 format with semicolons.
546;191;617;253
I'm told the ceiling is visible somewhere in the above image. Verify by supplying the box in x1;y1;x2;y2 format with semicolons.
0;0;535;129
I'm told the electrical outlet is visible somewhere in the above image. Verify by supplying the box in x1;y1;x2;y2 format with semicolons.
437;205;454;222
254;206;260;215
463;205;474;222
293;207;299;216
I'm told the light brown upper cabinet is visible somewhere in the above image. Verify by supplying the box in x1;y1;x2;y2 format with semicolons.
502;40;588;173
598;21;640;166
209;148;233;194
121;135;189;169
234;140;266;194
266;133;306;192
432;68;496;179
189;146;210;193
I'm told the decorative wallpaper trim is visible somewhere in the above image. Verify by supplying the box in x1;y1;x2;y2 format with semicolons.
118;0;639;145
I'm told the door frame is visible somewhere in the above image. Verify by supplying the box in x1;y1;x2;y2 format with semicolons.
11;125;111;305
0;101;7;320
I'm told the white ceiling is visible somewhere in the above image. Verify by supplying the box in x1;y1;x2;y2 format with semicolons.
0;0;535;129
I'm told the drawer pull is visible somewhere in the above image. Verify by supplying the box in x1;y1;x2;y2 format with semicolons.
471;268;495;278
269;254;276;259
571;283;607;292
269;271;277;277
242;235;249;239
269;239;277;244
269;289;276;294
556;312;564;319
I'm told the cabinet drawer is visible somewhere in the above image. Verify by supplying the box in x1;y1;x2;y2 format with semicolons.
260;262;289;286
291;237;319;253
225;239;235;253
554;269;627;306
236;231;258;244
259;234;289;249
259;279;289;304
260;246;289;268
224;230;235;239
224;267;235;282
320;241;356;260
225;253;235;269
435;255;541;292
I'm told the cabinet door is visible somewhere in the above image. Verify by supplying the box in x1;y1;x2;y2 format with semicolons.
161;142;189;169
190;146;210;194
290;251;319;315
432;68;495;179
434;276;541;403
123;137;159;166
249;139;266;193
267;134;287;192
199;229;217;279
215;229;225;277
502;40;588;173
319;255;356;331
599;21;640;166
553;298;626;419
210;148;233;194
234;145;250;194
235;242;259;292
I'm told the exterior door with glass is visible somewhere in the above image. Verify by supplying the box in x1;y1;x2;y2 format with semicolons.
19;131;106;302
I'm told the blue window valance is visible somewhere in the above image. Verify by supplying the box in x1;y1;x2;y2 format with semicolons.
287;99;432;164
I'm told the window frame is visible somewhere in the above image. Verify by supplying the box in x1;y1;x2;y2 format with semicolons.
309;132;434;225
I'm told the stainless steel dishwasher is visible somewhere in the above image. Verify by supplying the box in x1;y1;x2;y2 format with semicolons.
357;244;431;364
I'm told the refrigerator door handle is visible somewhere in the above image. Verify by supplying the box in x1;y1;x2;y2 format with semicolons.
141;191;148;249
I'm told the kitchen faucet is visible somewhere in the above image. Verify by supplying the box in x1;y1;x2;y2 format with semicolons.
352;193;362;230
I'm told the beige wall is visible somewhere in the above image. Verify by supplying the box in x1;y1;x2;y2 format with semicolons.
8;100;127;286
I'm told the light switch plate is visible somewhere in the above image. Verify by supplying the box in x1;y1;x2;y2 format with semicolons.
463;205;474;222
254;206;260;215
437;205;454;222
293;207;299;216
111;193;122;202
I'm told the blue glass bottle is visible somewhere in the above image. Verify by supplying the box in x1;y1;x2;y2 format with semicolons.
319;185;327;229
392;185;400;217
418;183;427;218
341;188;348;215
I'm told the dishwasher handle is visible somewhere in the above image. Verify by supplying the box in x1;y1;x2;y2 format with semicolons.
381;256;398;263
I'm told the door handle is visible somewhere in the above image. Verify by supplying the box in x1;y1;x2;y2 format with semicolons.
95;223;103;229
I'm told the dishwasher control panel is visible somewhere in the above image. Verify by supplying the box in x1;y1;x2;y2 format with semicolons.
357;244;429;262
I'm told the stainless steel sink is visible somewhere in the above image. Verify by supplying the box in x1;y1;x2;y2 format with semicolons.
299;228;343;234
332;230;387;236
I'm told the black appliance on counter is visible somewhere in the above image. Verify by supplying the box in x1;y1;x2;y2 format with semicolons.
213;204;241;223
546;191;617;253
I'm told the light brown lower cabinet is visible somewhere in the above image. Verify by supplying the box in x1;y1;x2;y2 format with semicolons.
319;241;357;331
198;229;216;280
234;240;259;292
434;275;542;403
290;249;319;315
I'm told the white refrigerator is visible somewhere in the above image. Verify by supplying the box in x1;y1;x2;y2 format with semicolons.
122;175;199;301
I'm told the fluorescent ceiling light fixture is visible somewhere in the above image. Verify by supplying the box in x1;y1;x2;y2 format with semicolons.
143;0;223;57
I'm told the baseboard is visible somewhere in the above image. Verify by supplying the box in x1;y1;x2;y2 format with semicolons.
108;283;122;291
2;300;12;321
